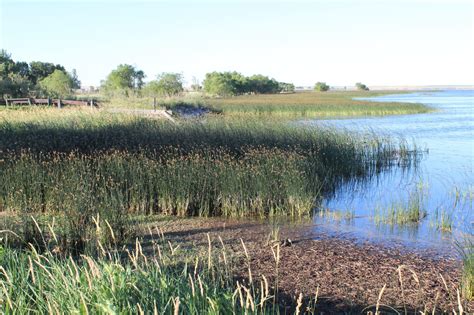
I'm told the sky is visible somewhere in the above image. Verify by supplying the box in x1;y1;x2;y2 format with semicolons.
1;0;473;87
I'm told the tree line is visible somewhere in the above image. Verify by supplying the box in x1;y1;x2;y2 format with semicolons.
0;50;80;98
0;50;370;99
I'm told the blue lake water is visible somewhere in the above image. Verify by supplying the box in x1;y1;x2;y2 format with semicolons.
301;90;473;255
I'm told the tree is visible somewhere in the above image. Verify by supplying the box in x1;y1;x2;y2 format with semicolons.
0;49;14;79
154;72;184;97
70;69;81;89
191;76;202;91
29;61;65;85
279;82;295;93
247;75;280;94
203;71;289;96
314;82;330;92
101;64;145;97
38;69;74;98
203;72;238;96
355;82;369;91
0;73;31;97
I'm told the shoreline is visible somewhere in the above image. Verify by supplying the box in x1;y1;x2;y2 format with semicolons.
141;216;471;313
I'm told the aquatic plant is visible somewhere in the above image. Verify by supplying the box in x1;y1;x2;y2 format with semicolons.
374;186;427;226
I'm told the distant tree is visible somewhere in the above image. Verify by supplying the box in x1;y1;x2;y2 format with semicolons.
29;61;65;85
0;73;31;97
355;82;369;91
156;73;184;97
190;76;202;91
203;71;287;96
278;82;295;93
247;75;280;94
70;69;81;89
314;82;330;92
0;50;14;79
12;61;30;77
203;72;238;96
143;73;184;97
102;64;145;97
38;69;74;98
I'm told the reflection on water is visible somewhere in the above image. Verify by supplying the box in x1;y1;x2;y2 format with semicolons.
301;90;473;255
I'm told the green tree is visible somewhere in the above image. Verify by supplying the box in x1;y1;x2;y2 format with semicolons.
279;82;295;93
102;64;145;97
0;49;14;79
203;72;237;96
355;82;369;91
203;71;292;96
38;69;74;98
191;76;202;91
153;72;184;97
314;82;330;92
70;69;81;89
0;73;31;97
29;61;65;85
247;75;280;94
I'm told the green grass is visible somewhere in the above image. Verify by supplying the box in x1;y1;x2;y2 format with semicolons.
0;235;279;314
457;237;474;301
374;187;427;226
97;91;431;118
431;208;454;232
205;91;432;118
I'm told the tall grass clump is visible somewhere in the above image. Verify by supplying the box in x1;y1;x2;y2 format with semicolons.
374;186;427;226
457;237;474;301
0;231;279;314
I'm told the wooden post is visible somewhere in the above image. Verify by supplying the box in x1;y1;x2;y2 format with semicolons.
57;99;61;108
47;97;51;106
90;99;94;108
4;97;8;106
153;97;157;111
27;98;32;106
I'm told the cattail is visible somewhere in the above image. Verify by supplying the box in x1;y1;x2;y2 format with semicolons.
137;303;144;315
218;236;227;266
295;293;303;315
173;297;180;315
375;284;386;315
0;266;11;285
207;233;212;270
198;274;204;296
69;256;80;283
188;274;195;297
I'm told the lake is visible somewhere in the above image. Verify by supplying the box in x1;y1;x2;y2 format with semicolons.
302;90;473;255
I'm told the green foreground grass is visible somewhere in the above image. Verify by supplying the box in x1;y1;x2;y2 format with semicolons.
0;229;284;314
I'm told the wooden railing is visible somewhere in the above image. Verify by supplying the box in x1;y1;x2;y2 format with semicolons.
1;97;98;107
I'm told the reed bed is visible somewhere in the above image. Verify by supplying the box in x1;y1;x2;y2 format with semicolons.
205;91;432;118
98;91;430;118
0;108;421;253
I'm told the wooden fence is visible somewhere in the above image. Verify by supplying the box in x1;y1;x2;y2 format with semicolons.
1;97;98;108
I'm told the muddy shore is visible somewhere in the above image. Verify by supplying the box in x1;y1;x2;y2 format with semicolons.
140;217;472;313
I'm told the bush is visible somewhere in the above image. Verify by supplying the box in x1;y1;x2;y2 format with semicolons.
314;82;330;92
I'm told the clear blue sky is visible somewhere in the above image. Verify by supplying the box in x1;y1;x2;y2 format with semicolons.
1;0;473;87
